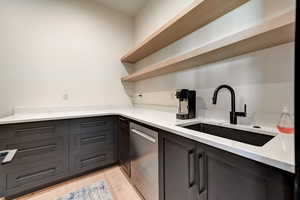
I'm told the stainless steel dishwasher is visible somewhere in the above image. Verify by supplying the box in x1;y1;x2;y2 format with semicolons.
130;122;159;200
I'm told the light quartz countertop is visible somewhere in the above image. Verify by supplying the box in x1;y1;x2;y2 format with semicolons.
0;107;295;173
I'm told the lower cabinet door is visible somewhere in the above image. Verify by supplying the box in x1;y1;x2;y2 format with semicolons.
203;145;294;200
159;131;198;200
69;117;118;175
5;159;67;196
71;147;115;174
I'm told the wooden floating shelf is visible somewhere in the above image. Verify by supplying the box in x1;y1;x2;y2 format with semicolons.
121;0;250;63
122;11;295;82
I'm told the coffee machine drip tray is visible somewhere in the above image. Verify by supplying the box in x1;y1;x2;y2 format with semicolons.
176;113;190;120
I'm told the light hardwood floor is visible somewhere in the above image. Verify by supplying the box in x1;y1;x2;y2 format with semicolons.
1;166;142;200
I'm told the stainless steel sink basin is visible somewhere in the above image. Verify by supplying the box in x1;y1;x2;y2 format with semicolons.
179;123;275;146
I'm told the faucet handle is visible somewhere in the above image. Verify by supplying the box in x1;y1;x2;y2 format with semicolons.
236;104;247;117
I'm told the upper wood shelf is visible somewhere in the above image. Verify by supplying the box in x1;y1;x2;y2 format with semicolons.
121;0;250;63
122;11;295;82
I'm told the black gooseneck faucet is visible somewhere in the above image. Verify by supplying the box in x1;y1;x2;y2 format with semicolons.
212;85;247;125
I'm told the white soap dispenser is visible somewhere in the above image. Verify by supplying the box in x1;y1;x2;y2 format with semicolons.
277;107;294;134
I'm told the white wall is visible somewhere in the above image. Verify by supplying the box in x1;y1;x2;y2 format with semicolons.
0;0;133;116
134;0;194;44
132;0;295;128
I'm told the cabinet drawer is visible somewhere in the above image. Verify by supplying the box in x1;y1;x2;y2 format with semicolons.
3;137;67;165
0;121;68;142
202;144;293;200
70;116;115;135
71;147;116;174
71;129;115;153
5;159;67;194
160;131;198;200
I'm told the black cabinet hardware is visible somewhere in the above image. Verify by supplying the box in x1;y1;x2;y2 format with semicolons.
188;150;195;187
198;152;205;195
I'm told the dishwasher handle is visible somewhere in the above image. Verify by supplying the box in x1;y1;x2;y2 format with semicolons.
131;129;156;143
0;149;18;164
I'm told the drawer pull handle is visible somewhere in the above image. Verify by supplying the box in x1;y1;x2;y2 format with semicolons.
80;121;107;128
81;135;106;142
81;135;106;145
188;150;195;187
16;168;56;183
16;126;54;136
198;153;206;194
81;154;106;167
18;144;56;153
131;129;156;143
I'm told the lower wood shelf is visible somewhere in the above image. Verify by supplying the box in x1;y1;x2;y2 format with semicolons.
122;11;295;82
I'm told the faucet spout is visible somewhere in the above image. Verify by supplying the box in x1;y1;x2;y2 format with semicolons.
212;85;246;125
213;84;236;113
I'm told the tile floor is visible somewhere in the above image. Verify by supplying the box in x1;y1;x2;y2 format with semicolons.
1;166;141;200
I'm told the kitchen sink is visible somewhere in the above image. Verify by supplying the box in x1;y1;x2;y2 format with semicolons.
179;123;275;146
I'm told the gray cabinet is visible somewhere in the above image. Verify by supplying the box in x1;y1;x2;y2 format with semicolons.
159;130;294;200
202;144;294;200
70;116;118;175
0;121;67;142
0;116;118;198
0;121;69;167
159;131;198;200
5;159;67;196
5;137;67;165
0;120;69;197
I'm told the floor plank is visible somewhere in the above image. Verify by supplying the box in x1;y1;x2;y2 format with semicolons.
3;166;141;200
